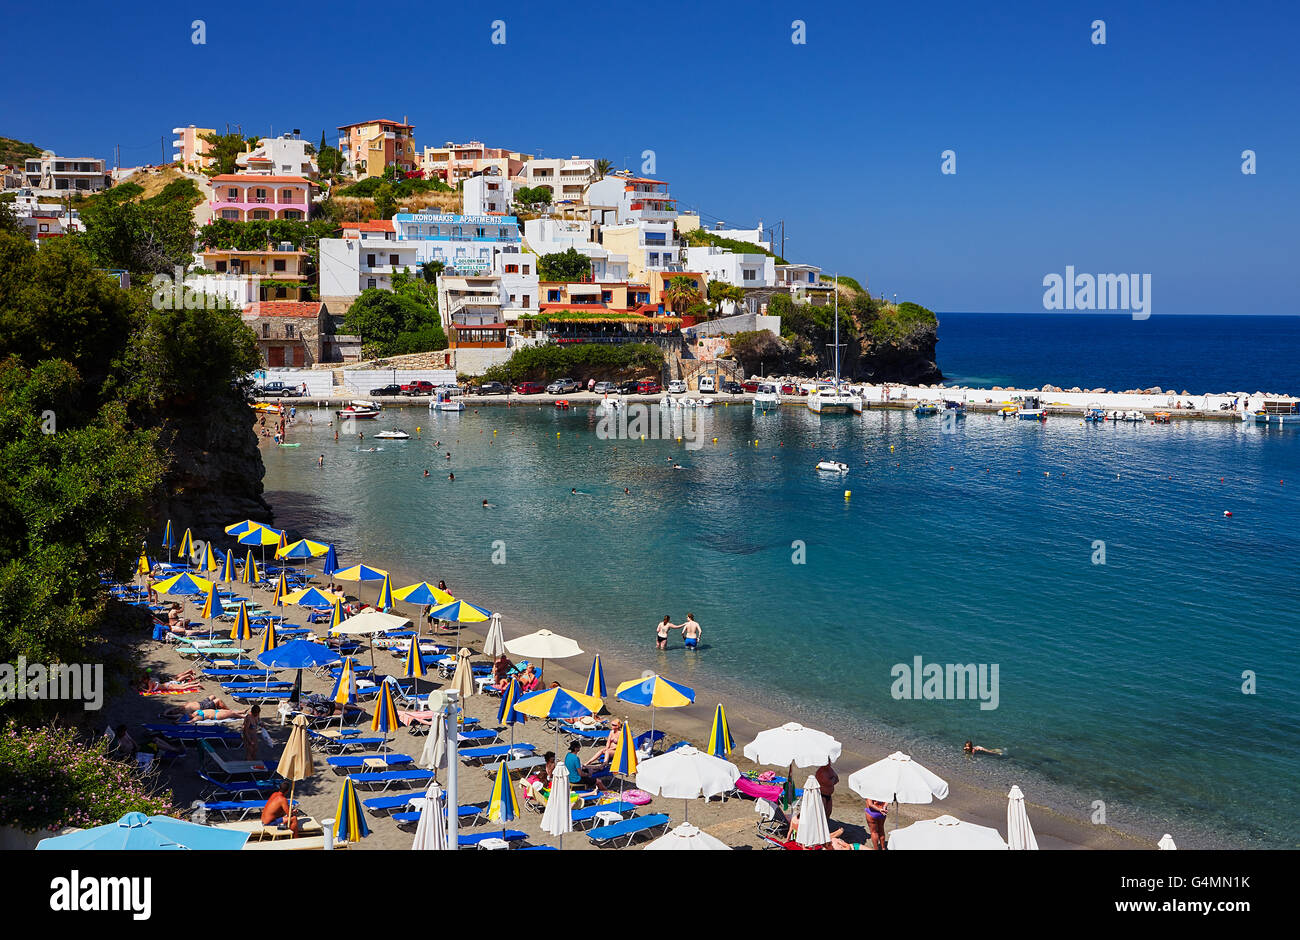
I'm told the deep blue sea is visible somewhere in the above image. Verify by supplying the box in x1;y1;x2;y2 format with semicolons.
937;313;1300;396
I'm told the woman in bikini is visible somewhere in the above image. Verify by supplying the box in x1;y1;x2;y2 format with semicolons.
655;615;677;651
864;799;889;849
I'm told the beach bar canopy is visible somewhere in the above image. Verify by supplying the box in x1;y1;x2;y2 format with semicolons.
36;812;249;851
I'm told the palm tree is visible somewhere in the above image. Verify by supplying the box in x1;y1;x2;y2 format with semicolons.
594;159;613;180
663;276;703;313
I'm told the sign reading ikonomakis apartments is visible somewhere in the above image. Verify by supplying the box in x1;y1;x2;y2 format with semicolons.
394;213;518;226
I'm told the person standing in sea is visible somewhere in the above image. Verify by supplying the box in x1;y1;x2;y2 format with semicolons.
681;614;702;650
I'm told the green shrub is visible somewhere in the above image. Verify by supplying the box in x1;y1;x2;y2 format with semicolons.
480;343;663;383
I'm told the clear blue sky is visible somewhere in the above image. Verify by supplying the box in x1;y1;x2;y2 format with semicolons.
4;0;1296;314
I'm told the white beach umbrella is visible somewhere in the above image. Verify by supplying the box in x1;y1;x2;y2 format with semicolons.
888;814;1008;850
482;612;506;659
1157;834;1177;850
539;763;573;848
331;609;411;634
644;822;731;851
795;774;832;847
847;751;949;804
635;745;740;822
409;783;447;850
418;712;448;775
742;721;842;768
1006;785;1038;850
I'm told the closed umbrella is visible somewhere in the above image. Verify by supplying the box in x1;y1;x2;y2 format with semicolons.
322;544;339;578
271;570;288;611
418;709;448;777
36;811;248;851
486;759;520;838
217;549;236;586
644;822;731;851
449;649;475;700
635;745;739;822
706;704;734;758
403;636;427;695
411;782;447;850
136;548;152;580
795;774;832;846
178;528;193;562
1157;834;1177;850
328;596;345;634
371;680;404;752
608;718;637;798
200;540;219;573
242;549;259;585
888;814;1008;850
497;678;524;749
276;714;315;809
333;776;370;845
482;612;506;659
200;581;224;639
162;520;175;563
375;573;395;611
743;722;842;768
1006;785;1038;850
540;762;573;848
584;654;606;698
330;657;358;725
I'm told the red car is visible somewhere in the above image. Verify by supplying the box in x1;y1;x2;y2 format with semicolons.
400;381;434;396
514;381;545;394
742;381;760;393
780;382;804;396
636;380;661;394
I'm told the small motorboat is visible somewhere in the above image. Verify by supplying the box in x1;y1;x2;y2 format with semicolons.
554;399;571;410
431;391;464;412
374;428;410;440
336;400;381;419
913;400;940;416
815;460;850;473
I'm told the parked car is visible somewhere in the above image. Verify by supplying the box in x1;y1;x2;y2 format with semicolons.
780;382;803;396
434;383;461;397
617;380;641;395
593;381;618;395
476;381;508;396
401;381;435;396
636;380;661;395
514;381;545;395
697;375;716;393
722;381;744;394
742;381;760;393
369;384;402;396
255;381;300;398
546;378;578;394
667;379;687;394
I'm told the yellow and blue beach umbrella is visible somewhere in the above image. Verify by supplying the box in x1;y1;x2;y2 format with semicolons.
230;601;252;642
153;572;214;596
236;524;283;546
276;538;330;560
514;686;602;721
283;587;343;608
375;574;395;612
271;570;288;609
333;776;370;844
333;563;388;582
242;550;260;585
496;678;525;748
329;596;345;634
217;549;236;585
584;655;607;698
331;657;358;709
427;598;492;623
403;639;426;682
177;528;194;561
615;674;695;709
224;519;265;538
392;581;455;607
256;618;279;656
706;704;734;758
161;520;175;554
486;759;520;827
371;680;403;736
136;549;153;577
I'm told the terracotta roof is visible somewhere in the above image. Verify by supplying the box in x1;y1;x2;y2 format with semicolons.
338;119;413;130
211;174;313;184
341;220;395;232
243;301;324;318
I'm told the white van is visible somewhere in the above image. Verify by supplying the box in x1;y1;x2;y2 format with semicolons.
697;375;716;393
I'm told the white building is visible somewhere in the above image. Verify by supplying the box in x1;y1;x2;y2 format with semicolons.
319;220;423;297
775;263;837;304
462;169;514;215
685;245;775;313
523;217;629;282
512;157;595;203
236;135;318;177
22;152;108;194
389;211;522;274
9;189;84;241
600;220;682;279
584;172;676;225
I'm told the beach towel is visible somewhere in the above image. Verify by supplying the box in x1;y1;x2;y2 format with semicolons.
138;686;201;696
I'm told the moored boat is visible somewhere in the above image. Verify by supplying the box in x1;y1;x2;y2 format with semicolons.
753;382;781;411
336;399;382;419
913;400;940;416
815;460;849;473
374;428;410;440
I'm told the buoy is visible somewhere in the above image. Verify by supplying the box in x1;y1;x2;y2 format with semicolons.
754;439;759;446
844;490;851;500
557;432;561;437
889;445;895;452
1224;510;1232;517
712;438;718;443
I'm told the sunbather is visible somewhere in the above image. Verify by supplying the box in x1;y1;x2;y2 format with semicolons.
262;781;300;834
182;705;245;722
591;718;623;763
517;665;542;694
489;654;512;691
520;751;557;803
138;668;201;693
162;696;229;718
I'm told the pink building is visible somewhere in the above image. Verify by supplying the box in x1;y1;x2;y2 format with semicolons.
210;174;314;221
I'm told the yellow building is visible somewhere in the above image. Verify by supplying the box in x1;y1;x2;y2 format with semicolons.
172;125;216;172
337;119;416;179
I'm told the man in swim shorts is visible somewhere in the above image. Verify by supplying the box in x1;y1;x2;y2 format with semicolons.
681;613;702;649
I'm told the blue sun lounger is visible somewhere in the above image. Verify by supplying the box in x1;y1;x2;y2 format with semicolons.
196;772;280;802
220;681;294;691
203;668;278;679
198;798;296;821
459;829;527;848
456;728;502;745
391;803;487;827
144;724;240;746
587;813;671;848
327;753;414;773
571;801;636;829
562;726;609;745
459;743;535;765
227;689;295;704
307;729;384;752
347;769;437;791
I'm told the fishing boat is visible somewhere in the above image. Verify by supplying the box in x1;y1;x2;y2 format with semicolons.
1251;400;1300;425
374;428;410;440
942;400;967;419
913;400;940;416
1016;395;1045;421
815;460;849;473
1119;410;1145;423
554;399;571;410
1083;405;1107;423
753;382;781;411
431;390;464;412
336;400;382;419
1152;412;1171;424
999;404;1018;418
807;282;863;415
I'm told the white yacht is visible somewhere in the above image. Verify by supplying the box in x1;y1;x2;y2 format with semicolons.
807;281;863;415
753;382;781;411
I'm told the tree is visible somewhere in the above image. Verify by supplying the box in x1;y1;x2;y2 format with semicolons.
79;196;195;275
421;260;445;284
513;186;552;209
707;280;745;315
728;330;790;376
537;248;591;283
342;283;446;358
198;131;251;176
663;275;703;313
594;159;613;180
317;145;342;178
373;183;396;220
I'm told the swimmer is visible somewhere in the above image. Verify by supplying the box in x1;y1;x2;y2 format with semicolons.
318;455;324;468
571;488;577;495
424;470;430;478
624;488;630;495
446;452;451;460
673;463;683;470
448;472;455;481
482;499;490;508
963;740;1002;756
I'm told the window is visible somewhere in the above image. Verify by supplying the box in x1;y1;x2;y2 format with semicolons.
521;295;530;307
367;278;377;288
389;254;399;266
222;210;239;220
275;287;287;298
366;254;376;267
743;269;756;281
601;292;612;303
252;211;270;220
523;265;530;275
548;290;561;302
285;324;294;337
475;227;485;238
505;264;518;273
39;223;48;232
273;259;286;272
262;323;270;338
215;261;227;273
255;188;268;202
227;188;238;199
282;210;301;220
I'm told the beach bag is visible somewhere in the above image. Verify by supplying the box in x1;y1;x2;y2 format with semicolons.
152;624;169;642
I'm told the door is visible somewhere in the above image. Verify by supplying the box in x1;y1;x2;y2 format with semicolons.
290;346;306;367
268;346;285;367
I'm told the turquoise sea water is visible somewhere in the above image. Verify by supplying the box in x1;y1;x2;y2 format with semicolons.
263;401;1300;848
